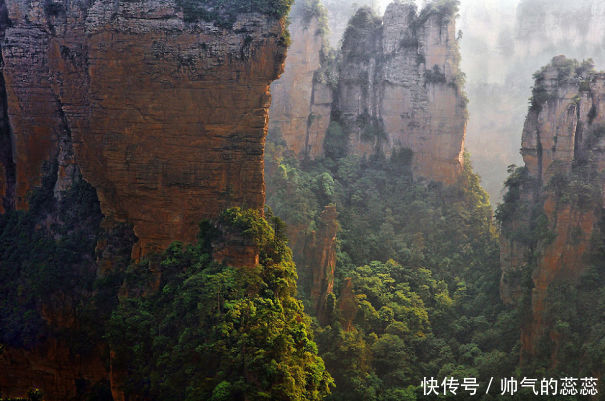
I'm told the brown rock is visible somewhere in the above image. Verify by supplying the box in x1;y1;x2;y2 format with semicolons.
500;57;605;359
0;339;109;401
0;0;290;399
338;278;358;332
269;3;332;159
1;0;288;259
304;205;338;321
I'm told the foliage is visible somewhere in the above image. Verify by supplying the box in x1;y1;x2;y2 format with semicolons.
530;57;596;113
0;162;331;401
417;0;460;26
265;130;520;399
357;113;387;146
496;137;605;395
341;7;381;62
323;121;349;161
495;165;535;243
107;208;333;401
532;212;605;394
425;65;447;84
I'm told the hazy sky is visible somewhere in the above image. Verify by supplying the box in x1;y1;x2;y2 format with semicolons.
319;0;605;202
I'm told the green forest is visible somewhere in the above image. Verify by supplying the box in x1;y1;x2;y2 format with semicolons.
264;123;519;399
0;0;604;400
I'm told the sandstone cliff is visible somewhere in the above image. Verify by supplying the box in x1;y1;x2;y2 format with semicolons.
332;1;467;184
0;0;288;259
0;0;290;399
499;56;605;359
268;0;332;160
303;205;338;321
270;0;467;184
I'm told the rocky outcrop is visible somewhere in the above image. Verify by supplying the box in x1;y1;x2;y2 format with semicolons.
270;0;467;184
499;56;605;358
338;278;357;332
282;205;338;322
0;0;291;399
0;339;109;400
304;205;338;321
0;0;288;259
332;1;467;183
269;0;332;160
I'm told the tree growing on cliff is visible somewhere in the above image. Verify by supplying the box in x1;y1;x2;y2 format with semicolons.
107;208;334;401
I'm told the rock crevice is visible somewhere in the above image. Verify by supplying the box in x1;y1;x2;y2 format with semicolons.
500;56;605;359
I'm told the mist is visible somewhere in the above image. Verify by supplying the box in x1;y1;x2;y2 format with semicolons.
319;0;605;203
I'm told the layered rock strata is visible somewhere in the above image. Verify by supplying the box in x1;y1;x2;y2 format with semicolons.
333;1;467;183
500;56;605;357
0;0;290;399
269;0;332;160
0;0;288;259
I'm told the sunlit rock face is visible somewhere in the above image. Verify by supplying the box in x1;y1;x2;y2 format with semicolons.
0;0;287;259
500;56;605;360
333;1;467;184
460;0;605;202
269;2;332;159
0;1;289;399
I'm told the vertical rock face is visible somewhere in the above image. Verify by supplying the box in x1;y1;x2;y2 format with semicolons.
268;0;332;159
304;205;338;321
333;1;467;183
0;339;109;401
500;56;605;358
0;0;288;258
270;0;467;184
0;1;290;399
283;205;338;322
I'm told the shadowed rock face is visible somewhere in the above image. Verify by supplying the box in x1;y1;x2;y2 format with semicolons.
0;0;288;259
0;0;289;399
269;4;332;160
305;205;338;321
269;1;467;184
334;2;467;184
500;56;605;359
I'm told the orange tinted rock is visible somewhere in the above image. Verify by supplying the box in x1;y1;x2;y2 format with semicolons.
501;57;605;359
269;7;331;159
0;0;289;399
304;205;338;320
2;0;287;258
523;197;597;356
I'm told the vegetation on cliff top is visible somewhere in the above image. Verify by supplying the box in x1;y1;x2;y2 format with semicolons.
108;208;333;401
529;56;596;112
417;0;460;26
496;53;605;385
291;0;329;36
0;161;332;400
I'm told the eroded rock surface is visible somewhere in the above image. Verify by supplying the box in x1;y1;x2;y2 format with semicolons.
500;56;605;358
333;2;467;183
0;0;289;399
0;0;288;258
